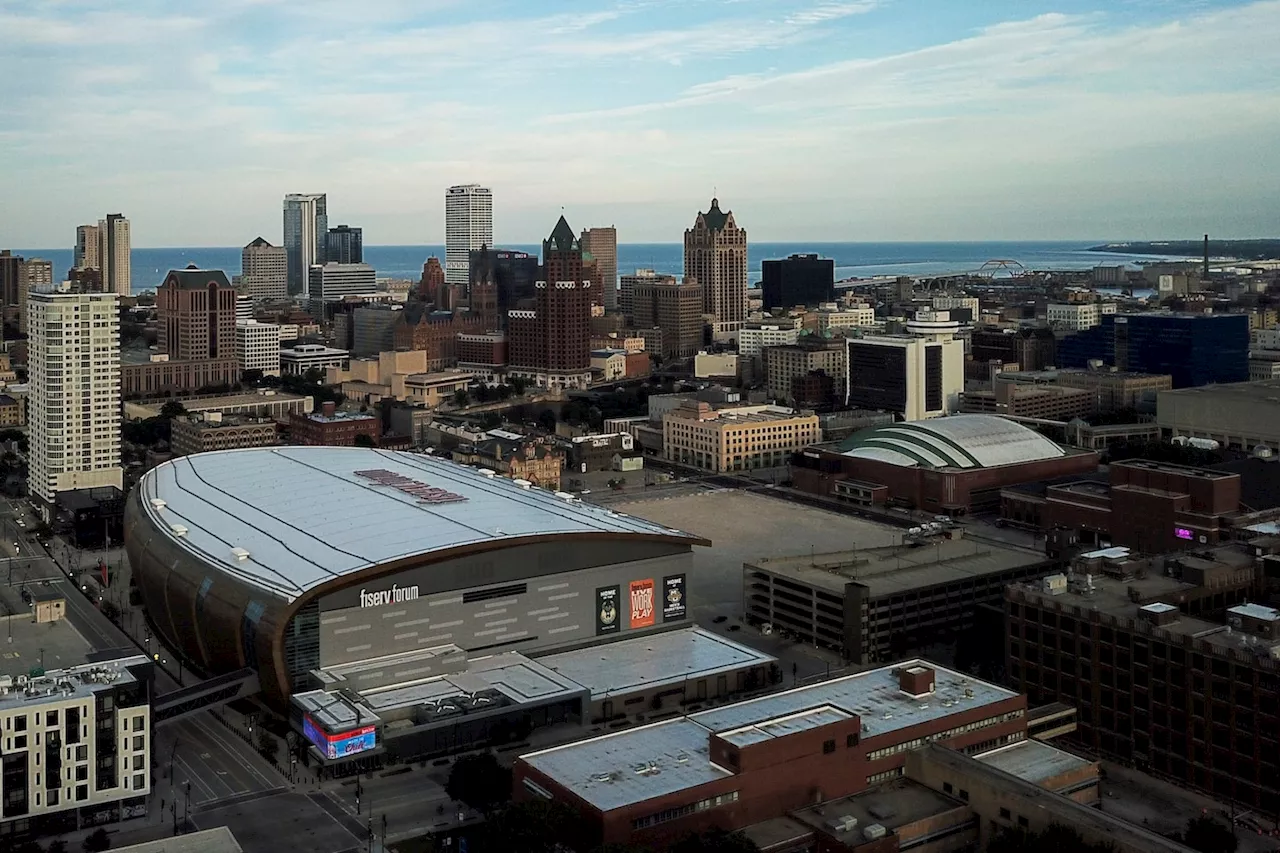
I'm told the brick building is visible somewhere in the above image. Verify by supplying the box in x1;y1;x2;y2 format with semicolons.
452;435;566;490
418;256;445;303
506;217;592;389
958;383;1093;421
128;266;241;394
393;303;487;371
289;401;380;446
171;413;280;456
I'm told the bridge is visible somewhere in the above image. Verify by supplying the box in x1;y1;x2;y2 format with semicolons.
153;667;260;725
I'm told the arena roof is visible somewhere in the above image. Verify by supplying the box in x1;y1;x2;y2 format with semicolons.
839;415;1067;470
135;447;703;601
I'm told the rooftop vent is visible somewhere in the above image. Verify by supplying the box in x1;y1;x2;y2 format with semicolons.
170;524;188;538
230;547;250;562
149;498;167;510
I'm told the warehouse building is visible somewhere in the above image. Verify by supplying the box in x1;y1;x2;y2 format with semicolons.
1157;377;1280;451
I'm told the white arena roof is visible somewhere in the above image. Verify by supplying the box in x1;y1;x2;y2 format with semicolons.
136;447;703;601
840;415;1068;470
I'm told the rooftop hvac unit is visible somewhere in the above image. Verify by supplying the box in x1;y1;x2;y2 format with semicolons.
864;824;887;841
170;524;189;537
149;498;167;510
230;547;251;562
827;816;858;833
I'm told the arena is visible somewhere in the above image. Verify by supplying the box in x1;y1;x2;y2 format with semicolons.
125;448;779;765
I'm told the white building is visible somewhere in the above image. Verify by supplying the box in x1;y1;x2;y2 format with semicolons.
1253;328;1280;351
590;349;627;382
814;305;876;333
739;319;802;358
96;214;131;296
931;295;980;317
27;286;122;520
283;193;327;295
845;311;964;422
1046;302;1117;331
307;263;377;309
445;184;493;286
280;344;350;376
240;237;288;302
0;655;153;830
235;320;282;377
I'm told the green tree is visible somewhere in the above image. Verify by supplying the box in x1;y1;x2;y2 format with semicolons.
475;800;578;853
82;828;112;853
454;389;470;408
256;727;278;764
1180;816;1237;853
353;433;377;448
537;409;558;434
671;828;760;853
509;376;528;396
445;752;512;816
158;400;187;420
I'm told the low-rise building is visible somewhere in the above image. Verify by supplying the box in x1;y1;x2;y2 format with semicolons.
694;351;739;379
452;434;566;490
739;319;802;359
170;413;279;457
280;344;350;376
663;402;820;473
591;349;628;382
456;331;507;385
403;371;474;408
560;432;637;474
1157;377;1280;451
124;390;312;422
0;393;23;426
1046;302;1117;331
120;353;240;397
813;305;876;334
234;320;281;377
289;401;379;446
765;336;847;405
959;383;1093;422
590;334;645;354
997;368;1172;415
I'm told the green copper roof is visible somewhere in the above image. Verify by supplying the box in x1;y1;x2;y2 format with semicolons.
163;268;232;289
700;198;730;232
546;216;579;252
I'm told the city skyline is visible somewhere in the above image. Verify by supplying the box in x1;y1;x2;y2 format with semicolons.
3;1;1279;247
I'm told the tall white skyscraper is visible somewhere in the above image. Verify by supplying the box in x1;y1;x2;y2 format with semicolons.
445;184;493;286
97;213;131;296
283;193;328;295
28;285;123;520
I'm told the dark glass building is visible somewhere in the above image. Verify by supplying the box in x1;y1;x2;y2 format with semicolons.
760;253;835;310
971;327;1057;372
325;225;363;264
469;246;539;328
1056;313;1248;388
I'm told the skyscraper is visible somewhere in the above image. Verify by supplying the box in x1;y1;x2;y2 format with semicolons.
28;285;123;520
75;223;100;270
326;225;363;265
283;193;328;295
506;217;592;389
418;256;445;303
97;213;131;296
17;258;53;334
157;267;238;361
684;197;747;332
445;184;493;286
241;237;288;302
631;274;704;360
580;226;618;311
469;247;538;328
760;254;835;310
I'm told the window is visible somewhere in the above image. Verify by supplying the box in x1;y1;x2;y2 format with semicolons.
847;733;858;748
823;739;836;754
75;784;88;802
959;790;969;802
1000;808;1011;820
133;716;145;732
14;715;27;732
132;755;144;771
134;774;145;791
75;745;88;761
132;736;144;751
943;782;954;794
1018;816;1029;828
75;766;88;782
46;711;58;727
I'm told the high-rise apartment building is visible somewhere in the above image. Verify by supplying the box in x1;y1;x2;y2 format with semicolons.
445;184;493;286
28;285;123;520
506;217;592;389
630;274;703;360
241;237;288;302
97;214;131;296
75;223;100;270
684;197;747;332
307;263;377;310
845;312;965;421
17;258;53;334
283;193;328;294
761;253;835;310
579;227;618;311
325;225;363;265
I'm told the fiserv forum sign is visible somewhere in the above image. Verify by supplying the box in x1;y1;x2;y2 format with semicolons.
354;469;468;504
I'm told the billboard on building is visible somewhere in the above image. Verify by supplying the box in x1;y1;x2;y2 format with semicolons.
662;574;687;622
629;579;655;629
303;715;378;760
596;585;620;635
1159;275;1174;292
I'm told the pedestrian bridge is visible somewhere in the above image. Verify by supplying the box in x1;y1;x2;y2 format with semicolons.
154;668;260;725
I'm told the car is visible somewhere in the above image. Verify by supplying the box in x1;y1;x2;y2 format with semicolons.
579;489;591;495
16;521;24;528
712;615;728;624
727;624;741;632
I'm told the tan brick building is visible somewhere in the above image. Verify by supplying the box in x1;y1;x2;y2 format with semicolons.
171;413;279;456
662;401;820;473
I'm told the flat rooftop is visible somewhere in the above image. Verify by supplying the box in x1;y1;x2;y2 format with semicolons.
535;627;775;701
0;654;148;715
790;777;963;839
749;535;1047;597
127;392;311;418
0;612;94;671
975;740;1095;786
521;660;1018;812
137;447;706;601
115;827;243;853
1161;378;1280;398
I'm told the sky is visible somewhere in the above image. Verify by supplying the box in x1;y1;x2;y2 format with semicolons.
2;0;1279;247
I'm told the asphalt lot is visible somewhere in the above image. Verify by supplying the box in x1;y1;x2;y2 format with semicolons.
157;711;286;808
192;791;364;853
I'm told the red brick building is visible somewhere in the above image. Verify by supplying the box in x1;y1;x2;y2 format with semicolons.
289;401;380;446
456;331;507;367
393;304;487;371
791;415;1099;515
515;661;1029;849
506;217;592;389
418;256;444;303
129;266;241;394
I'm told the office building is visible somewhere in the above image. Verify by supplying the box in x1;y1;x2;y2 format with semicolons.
844;314;965;421
74;224;100;271
235;320;281;377
16;258;53;334
745;534;1058;663
579;227;618;311
325;225;363;264
1056;313;1249;388
468;247;538;325
930;294;980;320
1157;377;1280;451
307;262;377;309
969;327;1057;374
1046;302;1117;331
235;294;252;322
618;269;661;323
630;274;703;360
684;197;747;331
279;343;350;376
419;256;446;303
0;654;154;839
739;318;803;359
445;184;493;285
158;267;237;361
791;415;1099;515
506;217;592;389
1005;547;1276;814
0;251;20;317
171;413;279;457
959;383;1093;422
663;401;820;473
350;303;402;357
760;254;835;310
814;305;876;334
765;336;847;405
240;237;288;302
96;213;131;296
393;304;485;370
289;401;380;446
283;193;328;294
995;368;1171;415
456;331;508;382
28;286;123;520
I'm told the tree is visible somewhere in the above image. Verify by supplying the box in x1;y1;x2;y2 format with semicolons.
509;376;528;396
671;828;760;853
82;828;111;853
454;389;470;408
256;728;278;764
1179;816;1236;853
537;409;558;434
241;368;264;384
159;400;187;420
353;434;377;448
475;800;578;853
445;752;512;816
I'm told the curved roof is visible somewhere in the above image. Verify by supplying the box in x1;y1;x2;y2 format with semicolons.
134;447;702;601
840;415;1066;470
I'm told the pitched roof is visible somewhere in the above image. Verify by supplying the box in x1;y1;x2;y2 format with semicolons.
546;216;578;252
163;268;233;289
699;197;730;232
246;236;275;249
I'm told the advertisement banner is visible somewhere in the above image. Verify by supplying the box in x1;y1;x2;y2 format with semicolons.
629;579;656;629
662;574;687;622
596;585;620;635
303;715;378;761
